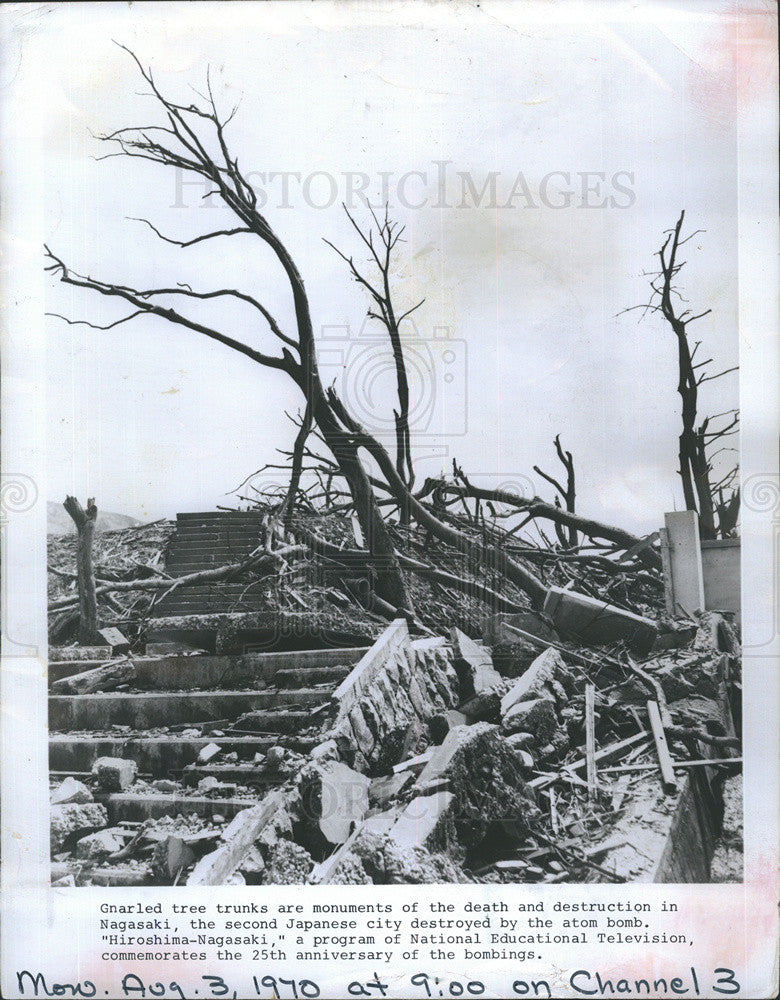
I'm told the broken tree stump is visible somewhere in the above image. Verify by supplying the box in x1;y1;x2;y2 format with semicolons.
63;496;99;645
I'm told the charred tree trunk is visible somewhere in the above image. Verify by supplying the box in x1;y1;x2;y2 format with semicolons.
310;385;411;610
63;496;99;644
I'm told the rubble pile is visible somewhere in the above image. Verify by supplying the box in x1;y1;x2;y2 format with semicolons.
48;596;742;886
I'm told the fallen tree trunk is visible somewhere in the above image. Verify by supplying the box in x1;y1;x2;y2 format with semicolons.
322;399;548;608
296;526;527;614
51;658;136;695
48;544;308;612
433;482;662;570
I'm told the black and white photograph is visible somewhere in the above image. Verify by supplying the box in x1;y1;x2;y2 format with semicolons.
40;3;747;890
2;1;778;996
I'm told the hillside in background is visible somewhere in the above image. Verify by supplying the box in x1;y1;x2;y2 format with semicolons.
47;501;142;536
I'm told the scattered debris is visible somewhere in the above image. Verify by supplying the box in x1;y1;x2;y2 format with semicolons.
47;509;741;886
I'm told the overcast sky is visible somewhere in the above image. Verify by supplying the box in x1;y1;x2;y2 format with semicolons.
30;0;763;535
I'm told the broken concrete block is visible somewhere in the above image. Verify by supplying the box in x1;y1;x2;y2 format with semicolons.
429;709;468;745
265;746;285;769
239;845;265;876
549;677;569;705
151;836;196;880
51;874;76;887
369;771;414;810
389;792;456;852
256;802;295;850
333;829;468;884
502;696;558;742
265;840;313;885
543;586;657;653
482;612;559;646
450;628;502;699
91;757;138;792
51;777;93;805
310;739;338;762
501;648;566;715
459;689;501;722
75;828;124;861
197;776;220;794
347;704;375;757
490;639;540;679
505;731;536;751
152;779;178;794
197;742;222;765
298;760;369;846
416;725;474;788
98;627;131;654
50;802;108;852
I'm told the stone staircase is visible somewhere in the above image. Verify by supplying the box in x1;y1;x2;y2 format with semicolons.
48;643;368;826
152;510;267;617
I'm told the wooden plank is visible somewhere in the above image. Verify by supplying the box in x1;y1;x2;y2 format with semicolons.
187;790;284;886
502;623;623;681
601;756;742;774
609;774;631;811
585;683;597;801
548;786;560;835
529;732;649;789
647;700;678;794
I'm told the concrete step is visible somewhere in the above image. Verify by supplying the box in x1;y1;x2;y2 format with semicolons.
51;647;367;692
49;688;329;730
232;709;319;735
182;764;286;789
50;734;317;777
274;664;351;688
49;646;113;662
99;792;257;823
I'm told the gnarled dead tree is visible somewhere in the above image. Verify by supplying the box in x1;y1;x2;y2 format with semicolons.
325;204;422;501
534;434;577;548
46;48;411;611
45;49;550;612
622;211;739;539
